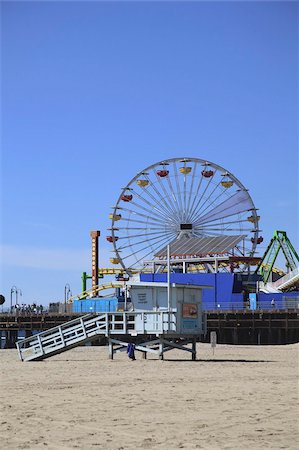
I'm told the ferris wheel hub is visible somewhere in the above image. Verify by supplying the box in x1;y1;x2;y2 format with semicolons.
180;223;193;230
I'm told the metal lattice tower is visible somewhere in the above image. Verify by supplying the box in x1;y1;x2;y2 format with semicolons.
256;231;299;283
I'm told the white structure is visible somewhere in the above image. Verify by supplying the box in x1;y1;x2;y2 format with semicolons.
17;282;211;362
129;282;207;335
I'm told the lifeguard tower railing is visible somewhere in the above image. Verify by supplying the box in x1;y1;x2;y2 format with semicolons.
16;310;178;362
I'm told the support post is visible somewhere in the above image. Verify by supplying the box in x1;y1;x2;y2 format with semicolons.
82;272;87;294
257;331;261;345
167;244;171;312
233;328;238;344
159;339;164;360
109;338;114;360
167;244;171;331
192;337;197;361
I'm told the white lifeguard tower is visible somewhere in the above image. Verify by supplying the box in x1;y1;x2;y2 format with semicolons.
107;281;209;360
129;281;205;334
16;281;210;362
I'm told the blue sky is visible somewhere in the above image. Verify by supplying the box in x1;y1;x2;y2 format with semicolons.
1;1;298;306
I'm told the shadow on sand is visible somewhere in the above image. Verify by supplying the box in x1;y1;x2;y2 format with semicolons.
163;358;275;363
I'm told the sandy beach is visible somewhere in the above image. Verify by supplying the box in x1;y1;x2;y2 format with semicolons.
0;343;298;450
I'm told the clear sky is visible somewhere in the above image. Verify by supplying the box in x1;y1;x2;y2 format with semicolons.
1;0;298;306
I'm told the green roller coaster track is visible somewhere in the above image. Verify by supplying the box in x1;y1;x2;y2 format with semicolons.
256;230;299;283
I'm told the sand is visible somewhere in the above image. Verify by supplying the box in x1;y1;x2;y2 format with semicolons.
0;343;298;450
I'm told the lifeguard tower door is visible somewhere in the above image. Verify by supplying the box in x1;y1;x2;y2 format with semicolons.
177;287;204;334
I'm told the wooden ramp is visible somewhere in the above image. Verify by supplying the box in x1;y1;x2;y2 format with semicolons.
16;313;131;361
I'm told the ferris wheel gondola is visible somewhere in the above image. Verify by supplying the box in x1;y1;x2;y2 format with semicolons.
107;157;262;271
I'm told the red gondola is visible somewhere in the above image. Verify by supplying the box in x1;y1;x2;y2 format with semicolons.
156;170;169;177
121;194;133;202
251;236;263;244
201;170;214;178
106;236;119;243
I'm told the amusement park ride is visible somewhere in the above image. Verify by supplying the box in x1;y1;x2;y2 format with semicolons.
16;157;299;361
77;157;299;298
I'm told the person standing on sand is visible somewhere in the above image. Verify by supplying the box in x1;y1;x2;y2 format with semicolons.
127;343;136;360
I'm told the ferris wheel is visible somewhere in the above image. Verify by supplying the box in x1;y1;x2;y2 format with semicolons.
106;157;262;271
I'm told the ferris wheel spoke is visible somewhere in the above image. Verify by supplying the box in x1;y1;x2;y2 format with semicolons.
118;228;174;243
120;206;173;227
194;217;251;228
121;201;174;225
117;230;175;241
194;216;249;229
189;180;226;224
187;171;215;223
121;214;170;228
141;169;179;219
173;161;184;221
121;232;175;264
183;170;188;219
145;172;182;220
120;216;172;228
126;237;177;268
131;184;178;223
185;162;197;221
193;213;248;227
153;172;182;223
194;190;253;226
117;227;174;233
116;230;175;252
165;170;181;219
186;169;205;222
130;191;174;221
194;225;253;232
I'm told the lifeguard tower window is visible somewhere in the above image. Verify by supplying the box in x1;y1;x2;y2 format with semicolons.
183;303;198;318
180;224;192;230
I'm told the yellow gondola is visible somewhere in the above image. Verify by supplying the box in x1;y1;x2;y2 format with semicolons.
221;180;233;188
136;179;149;187
110;257;120;264
179;167;192;174
109;214;122;221
247;215;260;223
